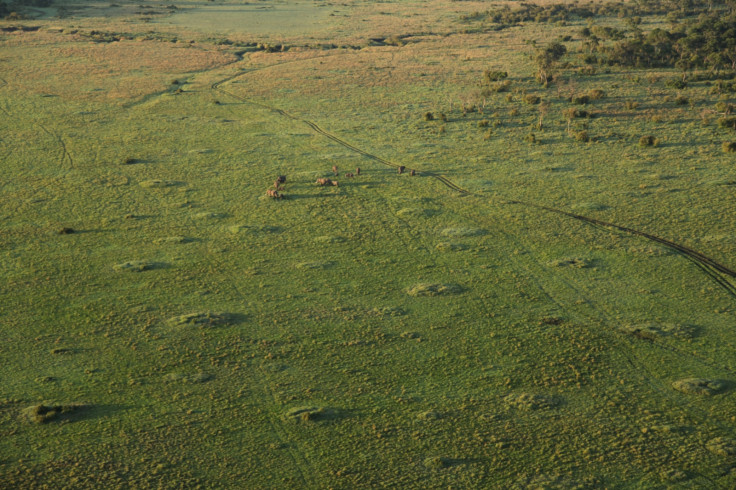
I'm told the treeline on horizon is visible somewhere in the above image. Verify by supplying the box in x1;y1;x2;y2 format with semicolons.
463;0;736;75
1;0;54;18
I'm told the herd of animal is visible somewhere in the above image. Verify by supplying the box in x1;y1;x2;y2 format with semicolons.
265;164;416;199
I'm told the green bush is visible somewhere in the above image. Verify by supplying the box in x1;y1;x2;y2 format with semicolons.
524;94;541;104
716;102;734;115
718;117;736;130
573;130;589;142
587;89;605;100
424;112;435;121
563;107;589;119
665;78;687;90
571;94;590;104
723;141;736;153
714;80;736;94
639;135;658;147
489;80;512;92
579;65;596;76
483;70;508;83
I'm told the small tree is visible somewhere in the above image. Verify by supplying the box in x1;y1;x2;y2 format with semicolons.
535;42;567;86
537;101;550;129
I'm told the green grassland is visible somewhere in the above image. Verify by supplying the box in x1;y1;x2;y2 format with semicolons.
1;0;736;487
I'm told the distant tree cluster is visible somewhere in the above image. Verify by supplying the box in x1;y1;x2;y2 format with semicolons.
588;11;736;73
460;1;674;27
461;0;736;28
535;42;567;85
1;0;54;17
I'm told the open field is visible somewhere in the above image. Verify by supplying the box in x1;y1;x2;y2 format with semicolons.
1;0;735;487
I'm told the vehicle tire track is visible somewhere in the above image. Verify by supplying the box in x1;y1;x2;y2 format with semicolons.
0;86;74;216
177;213;318;489
210;62;736;303
206;53;734;485
478;220;732;485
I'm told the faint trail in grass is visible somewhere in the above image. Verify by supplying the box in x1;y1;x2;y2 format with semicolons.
177;206;318;488
0;74;73;171
254;366;318;489
34;123;74;169
0;80;13;195
209;52;736;448
474;220;730;484
0;89;73;217
517;201;736;294
210;59;736;304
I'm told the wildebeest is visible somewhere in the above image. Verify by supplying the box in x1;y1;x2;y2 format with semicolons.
273;180;282;190
356;167;361;175
276;175;286;184
345;172;354;178
316;178;338;186
266;189;282;199
332;165;338;176
410;169;416;176
398;165;405;174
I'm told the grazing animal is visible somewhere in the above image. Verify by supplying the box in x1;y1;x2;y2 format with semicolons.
356;167;361;175
58;227;75;235
345;172;354;178
266;189;282;199
317;178;339;186
410;169;416;176
332;165;339;176
398;165;405;175
276;175;286;184
273;180;283;190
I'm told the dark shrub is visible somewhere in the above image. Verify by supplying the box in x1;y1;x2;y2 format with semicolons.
665;78;687;90
563;107;588;119
587;89;605;100
483;70;508;83
716;102;734;115
573;130;589;142
718;117;736;130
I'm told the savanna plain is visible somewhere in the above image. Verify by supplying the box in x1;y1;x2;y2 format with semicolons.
1;0;736;487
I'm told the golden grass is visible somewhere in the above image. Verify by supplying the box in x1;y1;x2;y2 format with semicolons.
0;31;236;102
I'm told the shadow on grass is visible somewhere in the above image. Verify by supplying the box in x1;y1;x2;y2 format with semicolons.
23;403;129;425
280;193;342;200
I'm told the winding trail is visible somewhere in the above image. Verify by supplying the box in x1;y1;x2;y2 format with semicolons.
211;61;736;301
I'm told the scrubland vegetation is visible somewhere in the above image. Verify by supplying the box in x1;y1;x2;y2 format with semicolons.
1;0;736;487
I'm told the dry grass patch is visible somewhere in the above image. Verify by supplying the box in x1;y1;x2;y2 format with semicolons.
1;34;236;102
